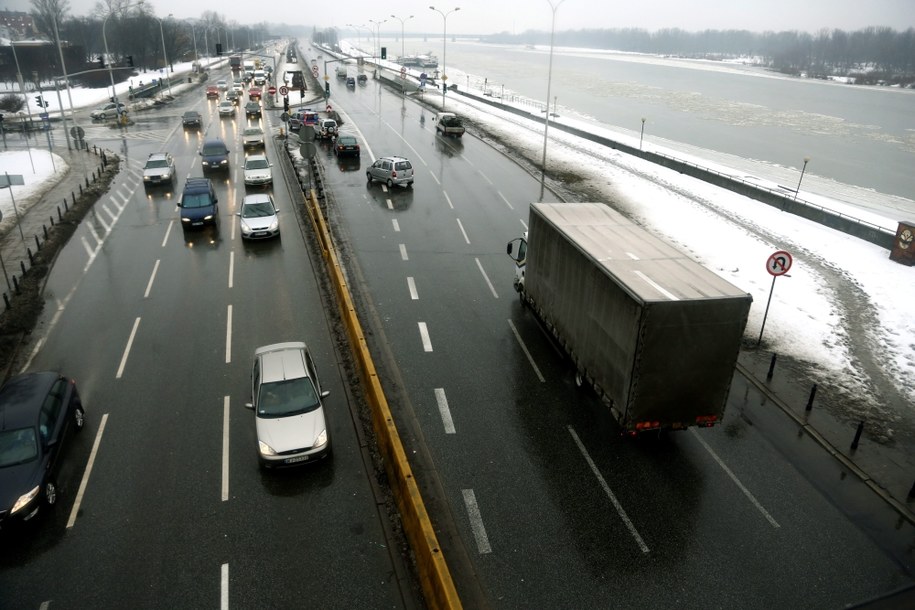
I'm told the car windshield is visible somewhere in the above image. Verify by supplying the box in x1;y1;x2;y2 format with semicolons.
244;128;262;136
182;193;213;209
0;427;39;467
184;112;198;118
202;145;225;156
242;201;274;218
246;159;269;170
257;378;320;418
145;159;169;169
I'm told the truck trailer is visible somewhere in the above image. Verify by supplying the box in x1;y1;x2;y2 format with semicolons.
507;203;752;434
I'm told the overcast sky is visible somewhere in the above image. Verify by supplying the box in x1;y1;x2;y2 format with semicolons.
4;0;914;36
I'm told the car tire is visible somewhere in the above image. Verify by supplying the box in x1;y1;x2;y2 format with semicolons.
366;172;373;183
74;406;85;431
45;480;58;506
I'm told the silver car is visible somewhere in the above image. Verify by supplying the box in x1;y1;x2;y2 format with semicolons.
243;154;273;186
242;127;265;148
366;156;414;188
237;193;279;240
246;342;331;467
142;152;176;186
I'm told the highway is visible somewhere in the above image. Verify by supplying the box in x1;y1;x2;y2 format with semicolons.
0;42;912;609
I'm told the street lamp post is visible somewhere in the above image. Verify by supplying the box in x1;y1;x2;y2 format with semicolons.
539;0;565;198
51;15;76;150
189;21;199;70
794;156;811;200
152;14;173;95
368;19;386;61
390;14;414;62
639;117;645;150
429;6;460;109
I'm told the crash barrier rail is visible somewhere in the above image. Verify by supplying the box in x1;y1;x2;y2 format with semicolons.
278;134;461;609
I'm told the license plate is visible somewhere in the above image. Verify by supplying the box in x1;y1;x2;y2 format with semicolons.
284;455;309;464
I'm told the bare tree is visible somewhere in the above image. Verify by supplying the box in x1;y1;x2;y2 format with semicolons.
30;0;70;41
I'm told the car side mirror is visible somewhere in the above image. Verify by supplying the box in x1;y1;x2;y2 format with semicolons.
244;402;254;410
320;390;330;398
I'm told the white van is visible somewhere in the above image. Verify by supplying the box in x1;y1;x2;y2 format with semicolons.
253;69;266;86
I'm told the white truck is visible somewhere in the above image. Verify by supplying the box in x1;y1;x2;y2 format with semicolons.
433;112;465;137
507;203;752;434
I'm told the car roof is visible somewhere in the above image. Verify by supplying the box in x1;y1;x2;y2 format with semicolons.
147;152;170;160
0;372;63;431
380;155;409;162
245;154;267;161
243;193;272;205
183;177;213;192
255;342;309;384
203;138;226;146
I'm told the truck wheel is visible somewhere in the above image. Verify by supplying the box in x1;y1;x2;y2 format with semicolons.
575;372;584;387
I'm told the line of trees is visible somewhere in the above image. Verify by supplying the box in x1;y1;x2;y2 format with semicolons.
482;26;915;83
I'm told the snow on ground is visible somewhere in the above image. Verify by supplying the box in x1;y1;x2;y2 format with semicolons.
3;43;914;440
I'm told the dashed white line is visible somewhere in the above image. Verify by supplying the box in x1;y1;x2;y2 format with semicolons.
222;396;230;502
87;223;102;247
434;388;456;434
228;251;235;289
221;563;229;610
456;218;470;244
478;170;494;186
387;198;394;210
392;219;400;232
507;319;545;382
162;220;174;247
475;258;498;299
225;305;233;364
689;428;781;528
462;489;492;554
407;276;419;300
443;190;454;209
399;244;409;261
81;235;93;258
67;412;109;529
520;218;528;231
430;170;441;185
418;322;433;352
498;191;514;210
116;317;141;379
568;426;650;554
144;259;160;298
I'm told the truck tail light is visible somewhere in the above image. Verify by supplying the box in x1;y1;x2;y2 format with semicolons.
695;415;719;427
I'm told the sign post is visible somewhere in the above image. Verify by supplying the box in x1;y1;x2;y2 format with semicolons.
757;250;793;346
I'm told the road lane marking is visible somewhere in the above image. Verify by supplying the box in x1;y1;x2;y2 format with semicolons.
162;220;174;247
387;198;394;210
689;428;780;528
230;214;237;241
399;244;409;261
97;205;113;230
435;388;456;434
407;277;419;300
462;489;492;554
475;258;498;299
430;170;441;186
222;396;230;502
456;218;470;244
87;223;102;247
443;190;454;209
507;319;545;382
478;170;494;186
81;235;93;258
225;305;233;364
144;259;160;298
418;322;433;352
520;218;528;231
568;426;650;554
221;563;229;610
498;191;514;210
66;412;109;529
392;219;400;232
116;317;141;379
228;251;235;289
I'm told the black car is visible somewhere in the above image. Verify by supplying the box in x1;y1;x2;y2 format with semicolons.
0;372;85;527
334;135;360;157
245;101;261;118
200;137;230;172
178;177;219;228
346;76;356;88
182;110;202;128
357;74;367;84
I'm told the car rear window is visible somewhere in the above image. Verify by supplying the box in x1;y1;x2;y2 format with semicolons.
395;161;412;171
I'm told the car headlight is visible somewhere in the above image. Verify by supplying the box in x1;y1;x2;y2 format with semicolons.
220;160;228;165
258;440;276;456
268;219;279;231
203;214;214;221
315;429;328;447
11;485;40;515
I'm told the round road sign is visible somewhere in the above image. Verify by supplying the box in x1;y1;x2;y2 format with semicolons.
278;85;289;96
766;250;793;276
268;85;277;95
312;66;319;78
400;67;407;78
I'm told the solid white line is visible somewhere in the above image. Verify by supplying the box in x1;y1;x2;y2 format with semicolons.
387;198;394;210
475;258;499;299
689;428;781;528
87;223;102;247
443;190;454;209
221;563;229;610
67;412;109;529
435;388;456;434
456;218;470;244
144;259;160;299
81;235;93;258
399;244;409;261
116;317;141;379
418;322;433;352
392;218;400;232
507;319;545;382
407;277;419;300
462;489;492;554
225;305;233;364
228;251;235;289
568;426;650;554
222;396;230;502
162;220;174;247
498;191;514;210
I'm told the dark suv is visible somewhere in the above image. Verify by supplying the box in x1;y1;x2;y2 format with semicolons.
0;372;85;526
199;138;230;172
178;177;219;228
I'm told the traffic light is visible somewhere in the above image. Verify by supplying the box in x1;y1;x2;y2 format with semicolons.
381;47;387;60
283;96;289;112
299;86;304;100
216;43;223;56
35;95;42;107
324;81;330;96
127;55;134;67
98;56;105;68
